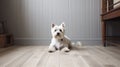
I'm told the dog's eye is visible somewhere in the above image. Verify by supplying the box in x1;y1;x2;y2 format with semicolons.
59;29;62;32
55;29;57;32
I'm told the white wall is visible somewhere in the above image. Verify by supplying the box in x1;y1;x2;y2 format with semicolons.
0;0;102;45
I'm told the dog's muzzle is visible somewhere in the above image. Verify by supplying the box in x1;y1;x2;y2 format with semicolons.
57;33;60;36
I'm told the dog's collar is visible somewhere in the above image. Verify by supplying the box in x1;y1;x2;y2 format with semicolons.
61;39;63;41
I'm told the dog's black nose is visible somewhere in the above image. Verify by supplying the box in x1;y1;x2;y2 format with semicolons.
57;33;60;35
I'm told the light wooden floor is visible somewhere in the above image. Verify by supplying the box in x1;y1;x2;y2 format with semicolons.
0;45;120;67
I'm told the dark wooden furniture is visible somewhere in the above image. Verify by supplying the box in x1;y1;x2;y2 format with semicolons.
0;34;14;48
0;21;14;48
0;21;6;34
101;0;120;46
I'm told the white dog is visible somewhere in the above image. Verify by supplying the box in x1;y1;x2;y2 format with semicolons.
48;22;81;52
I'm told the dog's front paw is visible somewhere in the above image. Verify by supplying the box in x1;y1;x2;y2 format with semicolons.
62;47;70;52
48;50;54;53
48;47;56;53
48;49;55;53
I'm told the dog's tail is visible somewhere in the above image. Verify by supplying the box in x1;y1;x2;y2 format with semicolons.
71;41;82;48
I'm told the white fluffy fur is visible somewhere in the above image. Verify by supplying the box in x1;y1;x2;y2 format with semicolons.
48;22;81;52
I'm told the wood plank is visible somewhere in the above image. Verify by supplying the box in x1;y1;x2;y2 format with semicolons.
102;9;120;20
36;50;50;67
0;46;36;67
59;51;76;67
22;47;47;67
0;46;120;67
102;0;107;13
88;47;120;67
97;47;120;61
81;55;103;67
45;51;60;67
59;50;89;67
5;50;33;67
106;47;120;55
76;46;104;67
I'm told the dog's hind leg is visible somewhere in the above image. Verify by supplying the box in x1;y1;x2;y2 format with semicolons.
61;44;70;52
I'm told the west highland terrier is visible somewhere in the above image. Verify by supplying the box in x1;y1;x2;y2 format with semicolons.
48;22;81;52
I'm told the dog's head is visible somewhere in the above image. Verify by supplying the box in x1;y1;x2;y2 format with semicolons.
51;23;65;39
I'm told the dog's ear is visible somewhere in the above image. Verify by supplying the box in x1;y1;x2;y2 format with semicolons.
51;24;55;28
61;22;65;27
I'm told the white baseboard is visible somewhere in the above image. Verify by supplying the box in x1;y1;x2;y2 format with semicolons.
14;38;102;46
